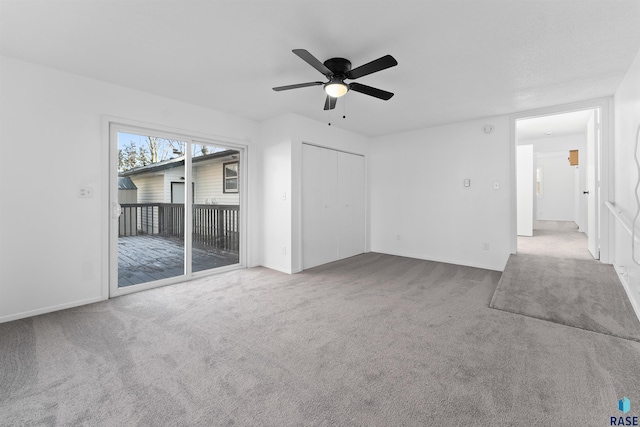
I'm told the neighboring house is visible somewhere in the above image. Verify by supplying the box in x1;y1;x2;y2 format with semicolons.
117;149;240;244
119;149;240;206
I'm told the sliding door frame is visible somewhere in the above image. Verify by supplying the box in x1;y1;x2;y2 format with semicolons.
107;119;248;298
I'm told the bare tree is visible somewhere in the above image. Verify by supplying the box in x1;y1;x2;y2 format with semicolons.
118;136;188;172
146;136;185;162
147;136;160;163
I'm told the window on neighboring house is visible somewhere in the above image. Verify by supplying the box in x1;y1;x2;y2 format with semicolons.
224;161;239;193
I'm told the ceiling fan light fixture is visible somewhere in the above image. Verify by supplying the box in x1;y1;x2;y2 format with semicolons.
324;80;348;98
273;49;397;109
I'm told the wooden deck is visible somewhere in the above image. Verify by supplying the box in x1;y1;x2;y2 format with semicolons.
119;203;240;254
118;235;238;287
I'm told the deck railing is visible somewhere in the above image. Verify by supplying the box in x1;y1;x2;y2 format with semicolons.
119;203;239;254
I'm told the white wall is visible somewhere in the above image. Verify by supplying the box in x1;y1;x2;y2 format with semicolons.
535;152;575;221
0;56;260;322
259;113;370;274
258;114;293;274
613;48;640;317
516;145;533;236
370;116;512;271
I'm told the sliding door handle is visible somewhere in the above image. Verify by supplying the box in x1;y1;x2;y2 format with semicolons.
583;191;590;194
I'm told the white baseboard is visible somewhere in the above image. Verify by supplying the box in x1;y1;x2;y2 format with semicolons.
0;296;106;324
614;263;640;324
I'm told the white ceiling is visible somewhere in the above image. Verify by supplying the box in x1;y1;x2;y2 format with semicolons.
517;109;594;142
1;0;639;137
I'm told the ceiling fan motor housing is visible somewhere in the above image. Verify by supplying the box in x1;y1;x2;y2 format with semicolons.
323;58;352;77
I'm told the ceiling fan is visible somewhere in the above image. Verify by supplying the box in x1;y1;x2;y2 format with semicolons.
272;49;398;110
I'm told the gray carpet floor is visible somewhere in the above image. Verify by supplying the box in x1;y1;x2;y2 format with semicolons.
516;220;593;260
491;221;640;342
2;253;640;426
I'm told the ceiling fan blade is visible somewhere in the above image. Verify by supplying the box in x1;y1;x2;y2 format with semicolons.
323;95;337;110
349;82;394;100
293;49;332;76
346;55;397;80
272;81;324;91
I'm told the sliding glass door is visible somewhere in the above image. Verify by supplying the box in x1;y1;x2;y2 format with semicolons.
117;131;187;287
191;143;240;273
110;125;243;295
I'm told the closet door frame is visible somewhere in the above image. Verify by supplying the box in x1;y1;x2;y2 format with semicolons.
299;142;366;271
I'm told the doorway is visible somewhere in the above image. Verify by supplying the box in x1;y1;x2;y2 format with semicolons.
514;107;601;260
109;123;245;297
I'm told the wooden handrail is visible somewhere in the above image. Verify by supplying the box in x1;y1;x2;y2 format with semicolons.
118;203;240;254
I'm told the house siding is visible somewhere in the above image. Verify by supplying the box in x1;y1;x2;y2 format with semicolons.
125;159;239;205
131;175;164;203
194;161;240;205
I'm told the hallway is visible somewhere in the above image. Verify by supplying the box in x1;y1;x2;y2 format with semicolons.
517;220;592;260
491;220;640;342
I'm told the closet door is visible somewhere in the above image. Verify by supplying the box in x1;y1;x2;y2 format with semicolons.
302;144;338;269
337;152;365;259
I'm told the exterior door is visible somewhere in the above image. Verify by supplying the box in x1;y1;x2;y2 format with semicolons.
114;129;187;290
171;182;185;204
110;124;244;297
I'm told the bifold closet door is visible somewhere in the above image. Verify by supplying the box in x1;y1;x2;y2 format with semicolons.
302;144;365;270
302;144;339;269
337;151;365;259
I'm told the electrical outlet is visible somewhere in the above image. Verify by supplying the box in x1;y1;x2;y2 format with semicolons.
493;182;500;190
282;246;287;255
396;234;401;241
464;179;470;187
79;186;94;198
483;243;490;251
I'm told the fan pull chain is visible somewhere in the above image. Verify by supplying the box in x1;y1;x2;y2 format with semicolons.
327;96;347;126
343;95;346;119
